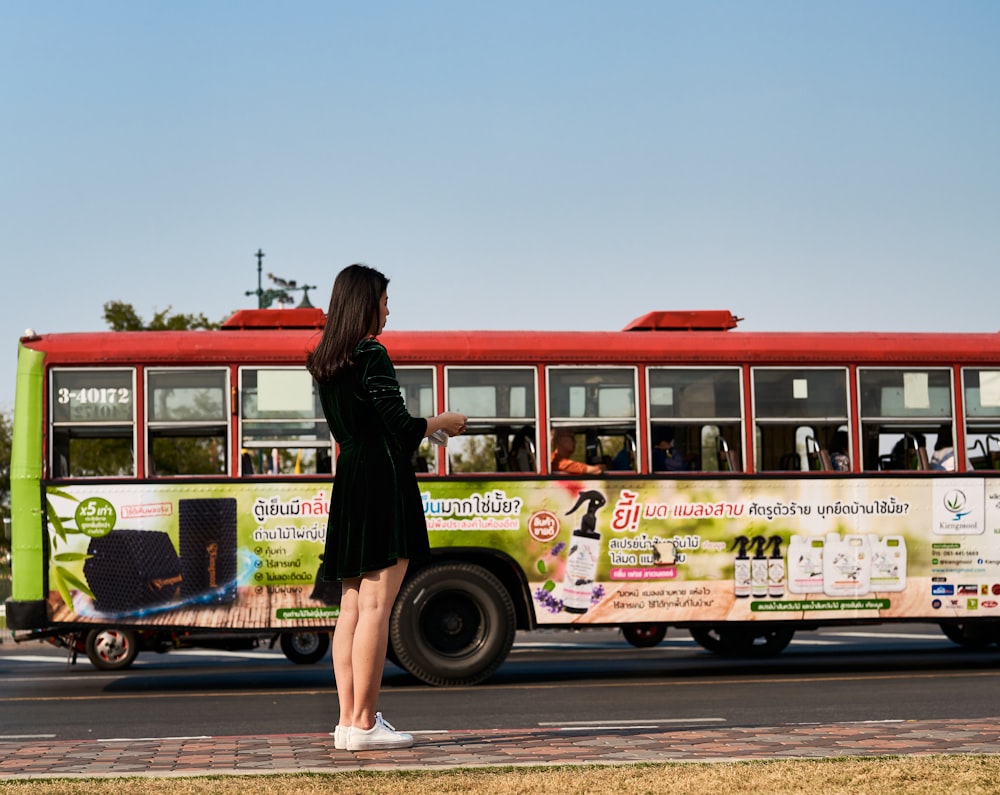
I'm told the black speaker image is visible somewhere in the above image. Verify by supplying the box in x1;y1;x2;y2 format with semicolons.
179;498;238;603
84;530;182;614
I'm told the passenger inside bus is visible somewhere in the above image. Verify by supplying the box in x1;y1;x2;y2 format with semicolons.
507;426;537;472
609;433;636;470
650;426;688;472
829;430;850;471
551;429;605;475
930;426;955;471
882;432;928;470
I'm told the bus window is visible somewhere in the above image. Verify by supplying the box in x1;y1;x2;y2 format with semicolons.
239;367;332;476
963;368;1000;471
547;367;637;472
859;368;952;471
648;368;743;472
50;368;136;478
398;367;438;473
752;368;848;472
445;367;537;473
147;369;228;476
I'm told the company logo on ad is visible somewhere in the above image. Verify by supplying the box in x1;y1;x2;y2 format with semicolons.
931;584;954;596
943;489;972;520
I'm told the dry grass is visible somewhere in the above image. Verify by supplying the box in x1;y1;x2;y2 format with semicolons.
2;757;999;795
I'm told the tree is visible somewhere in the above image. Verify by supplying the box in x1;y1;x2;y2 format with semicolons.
103;301;221;331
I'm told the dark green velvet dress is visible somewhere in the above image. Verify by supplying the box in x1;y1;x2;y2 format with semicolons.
317;338;429;580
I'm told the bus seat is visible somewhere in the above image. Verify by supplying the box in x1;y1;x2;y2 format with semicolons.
779;452;801;471
494;427;510;472
717;437;740;472
989;435;1000;469
916;446;929;470
968;439;989;470
819;449;833;471
611;433;636;471
805;436;821;471
508;427;536;472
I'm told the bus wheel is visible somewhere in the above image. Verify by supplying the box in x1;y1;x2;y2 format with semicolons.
389;562;516;687
622;624;667;648
690;625;794;658
939;622;996;648
85;628;139;670
689;627;727;653
279;631;331;664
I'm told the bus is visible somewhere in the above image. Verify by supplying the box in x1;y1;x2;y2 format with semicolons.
6;307;1000;683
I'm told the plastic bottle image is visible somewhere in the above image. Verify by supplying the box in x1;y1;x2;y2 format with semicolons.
751;536;769;598
822;533;871;596
732;535;751;598
561;490;607;614
869;534;907;592
767;536;785;598
787;535;824;594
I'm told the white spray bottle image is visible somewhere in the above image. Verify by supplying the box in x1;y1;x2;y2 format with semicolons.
561;489;606;614
751;536;769;598
767;536;785;598
732;536;751;598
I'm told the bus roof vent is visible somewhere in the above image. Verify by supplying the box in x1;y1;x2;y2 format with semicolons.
222;308;327;330
623;310;742;332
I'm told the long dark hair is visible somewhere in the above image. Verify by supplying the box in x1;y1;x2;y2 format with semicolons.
306;264;389;382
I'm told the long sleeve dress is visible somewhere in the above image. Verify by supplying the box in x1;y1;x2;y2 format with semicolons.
317;338;429;580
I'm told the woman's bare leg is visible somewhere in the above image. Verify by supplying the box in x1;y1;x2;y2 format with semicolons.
333;578;361;728
351;558;409;729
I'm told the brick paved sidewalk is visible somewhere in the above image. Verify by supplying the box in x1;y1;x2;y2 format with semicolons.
1;717;999;779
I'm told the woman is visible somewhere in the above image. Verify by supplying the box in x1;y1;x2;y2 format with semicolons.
307;264;467;751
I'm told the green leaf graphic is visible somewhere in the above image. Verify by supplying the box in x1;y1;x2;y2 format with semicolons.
51;567;73;609
53;552;91;562
58;568;94;599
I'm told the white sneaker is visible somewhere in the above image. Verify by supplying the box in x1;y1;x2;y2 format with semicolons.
346;712;414;751
332;724;348;750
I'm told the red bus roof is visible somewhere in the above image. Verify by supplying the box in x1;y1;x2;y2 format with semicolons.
19;311;1000;367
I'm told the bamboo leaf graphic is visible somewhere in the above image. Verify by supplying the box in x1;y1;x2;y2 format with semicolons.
46;486;79;503
59;568;94;599
53;552;91;562
47;502;69;543
51;567;74;609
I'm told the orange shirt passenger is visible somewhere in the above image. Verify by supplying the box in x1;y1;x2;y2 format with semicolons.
550;430;605;475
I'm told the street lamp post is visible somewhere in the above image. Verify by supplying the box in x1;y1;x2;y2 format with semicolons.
245;249;316;309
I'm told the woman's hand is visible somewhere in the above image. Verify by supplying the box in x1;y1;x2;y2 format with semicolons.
427;411;468;438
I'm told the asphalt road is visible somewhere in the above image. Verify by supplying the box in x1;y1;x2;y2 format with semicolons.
2;624;998;743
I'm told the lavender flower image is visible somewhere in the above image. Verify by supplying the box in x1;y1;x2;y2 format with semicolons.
534;587;564;614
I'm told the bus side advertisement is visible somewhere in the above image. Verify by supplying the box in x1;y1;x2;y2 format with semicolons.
37;476;1000;630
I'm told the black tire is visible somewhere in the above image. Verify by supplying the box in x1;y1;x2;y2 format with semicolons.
689;625;794;658
279;631;331;664
389;562;516;686
939;622;996;648
85;628;139;670
622;623;667;648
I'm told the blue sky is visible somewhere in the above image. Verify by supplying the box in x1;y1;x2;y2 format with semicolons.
3;1;999;412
